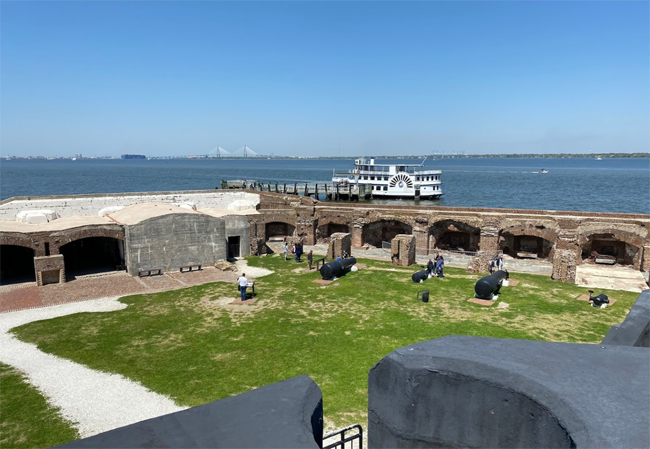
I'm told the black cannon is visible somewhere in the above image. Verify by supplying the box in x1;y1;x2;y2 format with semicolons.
320;257;357;280
474;270;509;300
588;290;610;308
412;270;429;283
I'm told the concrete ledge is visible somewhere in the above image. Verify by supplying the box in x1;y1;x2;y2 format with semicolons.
602;289;650;347
57;375;323;448
368;336;650;448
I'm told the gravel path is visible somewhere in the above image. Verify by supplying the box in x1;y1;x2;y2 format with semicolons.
0;296;187;438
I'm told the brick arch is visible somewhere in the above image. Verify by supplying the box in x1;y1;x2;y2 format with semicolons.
0;243;36;284
265;221;296;239
315;217;351;243
361;219;413;248
578;228;645;248
50;226;124;254
0;234;36;252
578;229;644;268
428;219;480;252
499;225;559;243
499;227;556;260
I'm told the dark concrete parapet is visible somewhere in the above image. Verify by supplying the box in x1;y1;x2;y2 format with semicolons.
57;375;323;448
368;336;650;448
602;289;650;347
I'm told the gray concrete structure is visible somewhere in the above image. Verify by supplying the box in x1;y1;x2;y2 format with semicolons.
125;214;226;275
368;335;650;448
223;215;250;258
56;375;323;449
602;289;650;347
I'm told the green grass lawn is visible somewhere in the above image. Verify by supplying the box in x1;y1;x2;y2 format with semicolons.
7;255;640;447
0;362;79;449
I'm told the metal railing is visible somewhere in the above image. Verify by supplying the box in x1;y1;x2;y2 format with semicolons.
323;424;363;449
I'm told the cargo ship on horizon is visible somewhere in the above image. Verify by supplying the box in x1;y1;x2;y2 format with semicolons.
121;154;147;160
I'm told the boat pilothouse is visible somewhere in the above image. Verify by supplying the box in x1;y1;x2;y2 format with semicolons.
332;157;443;200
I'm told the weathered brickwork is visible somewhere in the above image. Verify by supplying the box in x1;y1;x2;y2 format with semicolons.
327;233;351;259
251;192;650;285
33;255;65;286
391;234;416;267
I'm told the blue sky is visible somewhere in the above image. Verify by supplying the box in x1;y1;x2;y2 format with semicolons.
2;1;648;157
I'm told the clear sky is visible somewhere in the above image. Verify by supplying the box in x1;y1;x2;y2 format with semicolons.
1;1;648;158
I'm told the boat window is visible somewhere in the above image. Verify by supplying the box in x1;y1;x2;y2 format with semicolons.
383;186;388;191
364;176;368;180
370;176;375;180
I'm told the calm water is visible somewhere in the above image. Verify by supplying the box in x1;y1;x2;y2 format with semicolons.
1;158;649;214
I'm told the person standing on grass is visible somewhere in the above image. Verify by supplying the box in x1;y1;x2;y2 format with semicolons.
436;256;445;278
427;259;435;277
238;273;248;301
307;250;313;270
283;242;289;261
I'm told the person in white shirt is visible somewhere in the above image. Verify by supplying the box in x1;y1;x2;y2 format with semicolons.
238;273;248;301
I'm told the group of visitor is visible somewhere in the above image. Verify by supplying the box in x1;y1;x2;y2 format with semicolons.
489;254;504;274
427;255;445;278
283;240;307;263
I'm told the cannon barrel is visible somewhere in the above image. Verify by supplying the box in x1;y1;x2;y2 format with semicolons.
320;257;357;280
474;270;508;300
412;270;429;283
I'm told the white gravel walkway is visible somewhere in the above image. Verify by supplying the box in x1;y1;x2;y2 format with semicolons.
0;296;187;438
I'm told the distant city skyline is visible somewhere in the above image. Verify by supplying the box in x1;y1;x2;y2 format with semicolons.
2;1;648;158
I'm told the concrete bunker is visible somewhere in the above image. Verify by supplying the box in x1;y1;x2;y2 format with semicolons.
265;221;296;240
361;219;412;248
0;244;36;284
59;237;124;279
428;220;480;252
580;233;640;267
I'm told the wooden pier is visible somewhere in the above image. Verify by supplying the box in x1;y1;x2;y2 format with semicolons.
219;180;373;201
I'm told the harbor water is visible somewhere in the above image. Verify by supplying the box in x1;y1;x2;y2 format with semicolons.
1;157;649;214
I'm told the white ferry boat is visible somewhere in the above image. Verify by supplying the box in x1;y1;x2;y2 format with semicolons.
332;157;443;200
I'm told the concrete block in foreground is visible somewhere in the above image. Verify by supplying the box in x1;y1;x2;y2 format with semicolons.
368;335;649;448
602;289;650;347
57;375;323;449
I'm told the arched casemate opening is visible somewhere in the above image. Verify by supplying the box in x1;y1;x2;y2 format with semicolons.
316;223;350;243
59;237;123;279
500;233;554;260
428;220;480;253
362;220;412;248
580;233;640;267
0;245;36;284
265;222;295;240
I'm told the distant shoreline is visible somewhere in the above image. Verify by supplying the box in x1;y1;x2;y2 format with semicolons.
3;153;649;161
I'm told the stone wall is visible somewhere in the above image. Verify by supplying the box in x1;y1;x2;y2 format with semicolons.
327;233;351;259
125;214;226;275
0;191;260;221
33;255;65;286
252;192;650;285
390;234;415;267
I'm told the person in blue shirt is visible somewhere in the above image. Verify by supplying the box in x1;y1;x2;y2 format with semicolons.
436;257;445;278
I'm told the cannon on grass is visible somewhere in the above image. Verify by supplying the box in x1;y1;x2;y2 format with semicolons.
474;270;509;300
412;270;429;283
320;257;357;281
588;290;610;308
